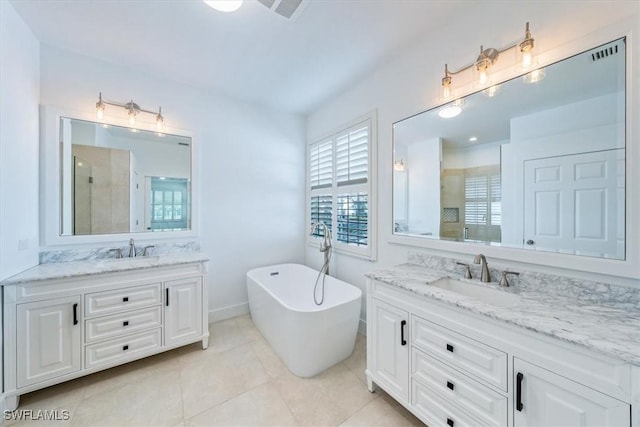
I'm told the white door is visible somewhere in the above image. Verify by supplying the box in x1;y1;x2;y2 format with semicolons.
164;277;203;346
523;149;624;258
514;358;629;427
370;298;409;401
17;296;82;387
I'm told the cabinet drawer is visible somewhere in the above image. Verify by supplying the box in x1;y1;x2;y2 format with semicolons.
412;314;507;391
412;348;507;427
85;328;162;369
411;379;488;427
85;283;161;317
85;307;161;343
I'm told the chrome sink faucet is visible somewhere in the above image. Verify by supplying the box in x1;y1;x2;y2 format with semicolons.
473;254;491;282
128;238;136;257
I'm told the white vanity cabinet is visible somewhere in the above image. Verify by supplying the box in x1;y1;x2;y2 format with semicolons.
3;261;209;411
16;296;82;388
366;279;634;427
367;297;409;401
513;358;630;427
164;276;203;346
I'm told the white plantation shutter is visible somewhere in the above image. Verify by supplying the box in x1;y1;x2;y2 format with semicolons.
490;174;501;225
465;176;488;225
310;194;332;236
307;116;375;259
336;125;368;186
310;140;333;190
465;173;501;226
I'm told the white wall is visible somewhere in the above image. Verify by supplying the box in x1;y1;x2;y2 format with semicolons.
0;0;40;408
306;1;640;320
0;1;40;282
39;45;307;320
407;138;441;235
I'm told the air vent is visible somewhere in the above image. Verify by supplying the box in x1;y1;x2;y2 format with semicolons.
258;0;307;20
591;44;619;61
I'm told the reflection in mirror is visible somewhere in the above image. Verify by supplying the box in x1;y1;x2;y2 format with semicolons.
393;38;625;259
61;118;191;236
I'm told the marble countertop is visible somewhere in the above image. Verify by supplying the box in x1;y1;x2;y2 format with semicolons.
367;263;640;366
1;252;209;285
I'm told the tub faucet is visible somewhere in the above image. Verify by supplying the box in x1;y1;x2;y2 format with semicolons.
310;221;332;275
473;254;491;282
128;238;136;257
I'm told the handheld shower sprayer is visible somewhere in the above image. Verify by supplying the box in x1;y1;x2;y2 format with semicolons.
309;221;332;305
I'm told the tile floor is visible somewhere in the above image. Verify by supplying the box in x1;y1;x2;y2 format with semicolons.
7;315;424;426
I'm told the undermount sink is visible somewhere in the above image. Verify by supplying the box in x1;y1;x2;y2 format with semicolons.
429;278;522;307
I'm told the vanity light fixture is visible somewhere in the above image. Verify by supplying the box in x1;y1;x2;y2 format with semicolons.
95;92;164;131
203;0;243;12
440;22;542;99
394;159;406;171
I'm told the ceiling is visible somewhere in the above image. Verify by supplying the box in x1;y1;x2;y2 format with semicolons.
10;0;479;115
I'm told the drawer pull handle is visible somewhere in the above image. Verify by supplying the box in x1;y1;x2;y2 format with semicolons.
447;418;454;427
446;381;455;391
73;303;78;325
400;320;407;346
446;343;454;352
123;345;129;351
166;288;170;307
516;372;524;411
123;321;129;327
123;297;129;302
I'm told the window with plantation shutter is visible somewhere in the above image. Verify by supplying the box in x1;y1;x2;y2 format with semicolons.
307;114;376;259
336;126;368;186
310;140;333;190
465;173;501;226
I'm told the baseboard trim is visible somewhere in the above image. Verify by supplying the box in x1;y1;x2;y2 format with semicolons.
208;302;250;323
358;318;367;336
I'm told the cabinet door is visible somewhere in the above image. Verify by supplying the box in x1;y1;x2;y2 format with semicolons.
514;358;630;427
164;277;203;346
17;296;82;387
370;298;409;401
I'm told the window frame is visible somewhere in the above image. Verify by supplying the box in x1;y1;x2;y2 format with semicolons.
306;111;377;260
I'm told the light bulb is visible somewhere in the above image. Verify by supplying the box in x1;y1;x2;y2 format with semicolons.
479;69;488;85
441;84;451;100
156;119;163;132
521;50;532;69
96;108;104;120
129;112;136;126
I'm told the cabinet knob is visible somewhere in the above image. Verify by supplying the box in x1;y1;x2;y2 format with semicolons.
123;297;129;302
446;381;455;391
123;345;129;351
123;321;129;327
446;343;454;352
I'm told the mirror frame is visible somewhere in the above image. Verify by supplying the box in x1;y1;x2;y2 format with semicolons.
388;22;639;280
41;105;199;246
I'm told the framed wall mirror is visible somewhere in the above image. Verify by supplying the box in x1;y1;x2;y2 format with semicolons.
41;107;197;245
392;38;626;260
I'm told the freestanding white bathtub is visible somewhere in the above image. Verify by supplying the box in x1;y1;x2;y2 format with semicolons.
247;263;362;377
